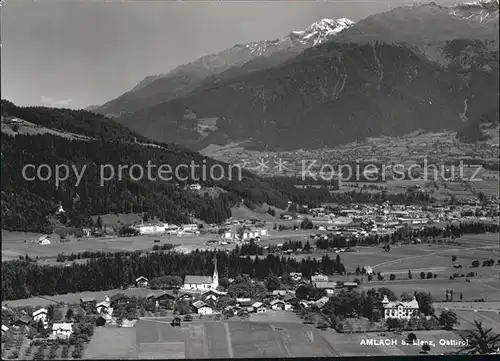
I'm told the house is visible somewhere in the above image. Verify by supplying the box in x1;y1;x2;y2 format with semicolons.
32;308;49;326
154;291;177;306
96;296;111;314
80;297;96;305
314;296;330;309
236;298;253;307
135;276;149;288
344;282;358;290
110;295;129;308
256;305;267;313
177;293;193;300
52;323;73;339
171;317;181;327
270;300;286;310
38;235;51;245
11;315;31;327
198;305;214;315
2;325;9;333
201;289;224;302
272;290;287;298
133;222;168;235
182;224;200;231
192;300;213;315
183;257;219;291
314;281;336;295
311;274;329;282
382;295;420;319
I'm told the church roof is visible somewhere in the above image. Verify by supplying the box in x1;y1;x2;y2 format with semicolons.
184;275;213;284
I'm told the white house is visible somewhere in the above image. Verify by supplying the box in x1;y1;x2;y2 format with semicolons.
182;224;199;232
192;300;213;315
32;308;49;327
96;296;111;315
188;183;202;191
270;300;288;310
134;223;167;235
51;323;73;339
382;295;419;319
183;257;219;291
135;276;149;288
311;274;329;282
2;325;9;333
38;235;51;245
198;305;214;315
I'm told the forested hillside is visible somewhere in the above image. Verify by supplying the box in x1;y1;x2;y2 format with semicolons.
1;101;339;233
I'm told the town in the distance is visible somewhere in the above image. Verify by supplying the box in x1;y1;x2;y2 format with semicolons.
2;0;500;360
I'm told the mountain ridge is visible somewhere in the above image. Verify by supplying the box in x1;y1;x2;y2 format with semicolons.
92;17;355;117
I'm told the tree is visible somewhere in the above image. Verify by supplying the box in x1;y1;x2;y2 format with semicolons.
421;344;431;354
265;275;281;292
415;292;434;316
420;272;426;279
407;332;417;344
408;270;412;279
426;272;433;279
472;260;480;268
390;274;396;281
439;310;459;330
452;255;457;262
386;318;404;330
460;292;463;301
300;217;313;230
458;320;500;355
400;292;413;301
96;216;103;229
65;308;74;321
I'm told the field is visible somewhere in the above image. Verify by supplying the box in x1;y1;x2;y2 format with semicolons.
1;288;153;308
84;327;138;359
360;279;500;302
1;229;232;261
81;318;482;359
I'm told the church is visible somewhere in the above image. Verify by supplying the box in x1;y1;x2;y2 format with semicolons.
182;257;219;291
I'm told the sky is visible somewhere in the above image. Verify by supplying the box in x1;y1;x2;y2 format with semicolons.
2;0;460;109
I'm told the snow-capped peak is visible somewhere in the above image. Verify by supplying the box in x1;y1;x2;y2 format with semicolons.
291;18;355;46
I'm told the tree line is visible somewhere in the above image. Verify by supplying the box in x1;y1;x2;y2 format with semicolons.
2;250;347;300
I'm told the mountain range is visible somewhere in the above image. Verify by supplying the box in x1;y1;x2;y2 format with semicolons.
93;1;499;151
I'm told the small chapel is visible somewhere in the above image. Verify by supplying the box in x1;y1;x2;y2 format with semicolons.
182;257;219;291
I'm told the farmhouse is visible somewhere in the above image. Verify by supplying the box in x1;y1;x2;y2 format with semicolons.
311;274;329;282
382;295;419;319
314;296;330;309
133;222;167;235
135;276;149;288
314;281;336;295
2;325;9;333
51;323;73;339
11;315;31;327
344;282;359;290
183;257;219;291
32;308;49;327
270;300;292;310
182;224;200;231
38;235;51;245
192;300;213;315
152;291;176;306
96;296;111;314
201;289;225;302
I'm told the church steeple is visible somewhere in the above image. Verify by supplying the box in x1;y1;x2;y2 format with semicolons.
212;256;219;289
